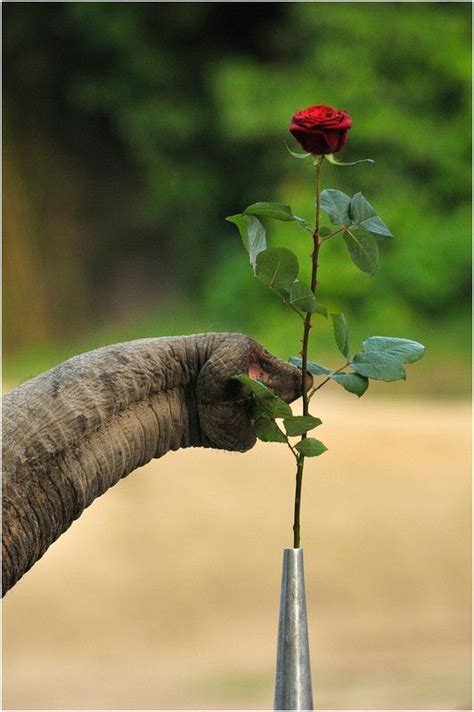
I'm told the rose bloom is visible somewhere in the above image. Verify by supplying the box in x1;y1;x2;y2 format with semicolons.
289;105;352;155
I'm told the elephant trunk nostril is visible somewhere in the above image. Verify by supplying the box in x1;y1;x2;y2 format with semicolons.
248;362;266;381
248;348;311;405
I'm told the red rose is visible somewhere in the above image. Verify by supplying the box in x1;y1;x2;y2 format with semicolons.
289;105;352;155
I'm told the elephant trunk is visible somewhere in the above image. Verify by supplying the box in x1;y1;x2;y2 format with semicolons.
2;333;306;595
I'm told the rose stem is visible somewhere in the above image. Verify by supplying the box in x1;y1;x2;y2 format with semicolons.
292;156;323;549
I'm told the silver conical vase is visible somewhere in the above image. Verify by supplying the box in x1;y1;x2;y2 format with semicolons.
273;548;313;710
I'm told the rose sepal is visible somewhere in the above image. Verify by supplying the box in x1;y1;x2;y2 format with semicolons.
286;146;312;161
310;154;323;166
325;153;375;167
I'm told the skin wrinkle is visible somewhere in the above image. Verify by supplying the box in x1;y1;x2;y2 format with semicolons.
78;446;105;512
118;428;137;480
11;395;43;455
40;400;64;454
41;467;66;528
171;390;186;450
195;343;257;451
116;417;133;477
97;429;124;493
44;469;68;536
2;538;22;591
25;478;52;557
27;384;84;458
83;434;108;500
149;395;168;456
135;401;158;465
54;448;82;522
115;432;132;482
8;533;27;577
119;414;136;468
2;542;13;577
65;450;90;518
50;464;74;522
94;429;117;494
58;389;186;522
7;347;151;470
21;489;43;572
3;333;303;595
160;394;172;453
6;498;33;551
20;485;42;544
36;474;61;537
177;389;191;448
136;398;156;460
163;391;179;453
184;380;203;447
3;503;29;571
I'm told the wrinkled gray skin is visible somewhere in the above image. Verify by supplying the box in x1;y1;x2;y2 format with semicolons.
3;333;309;596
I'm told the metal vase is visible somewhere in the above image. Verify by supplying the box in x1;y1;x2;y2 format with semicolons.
273;548;313;710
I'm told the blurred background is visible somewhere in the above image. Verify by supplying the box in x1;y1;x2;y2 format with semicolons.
2;2;471;710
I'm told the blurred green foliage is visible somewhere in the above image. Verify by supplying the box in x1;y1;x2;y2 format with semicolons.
3;3;471;393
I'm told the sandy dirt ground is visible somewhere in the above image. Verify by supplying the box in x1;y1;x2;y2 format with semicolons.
2;394;471;710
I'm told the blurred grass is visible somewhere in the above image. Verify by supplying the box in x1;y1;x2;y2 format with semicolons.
3;2;471;377
4;304;470;400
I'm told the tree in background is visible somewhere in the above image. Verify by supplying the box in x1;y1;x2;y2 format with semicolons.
3;3;471;376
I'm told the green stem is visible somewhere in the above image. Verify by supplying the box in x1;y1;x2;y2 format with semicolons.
320;225;346;242
269;285;305;321
292;157;323;549
292;455;305;548
274;421;299;459
308;361;350;400
285;436;299;459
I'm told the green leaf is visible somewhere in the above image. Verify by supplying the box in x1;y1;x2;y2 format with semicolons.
331;313;350;358
320;189;351;226
289;280;316;312
291;358;369;394
285;294;328;316
351;352;406;381
295;438;328;457
362;336;425;363
349;193;393;238
255;417;287;443
307;362;332;376
331;372;369;397
319;227;332;238
256;247;299;289
325;153;375;167
232;373;276;399
244;202;305;224
226;214;266;273
232;374;292;418
313;303;329;318
283;415;322;436
343;228;379;274
272;285;291;303
265;398;293;419
289;357;332;376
